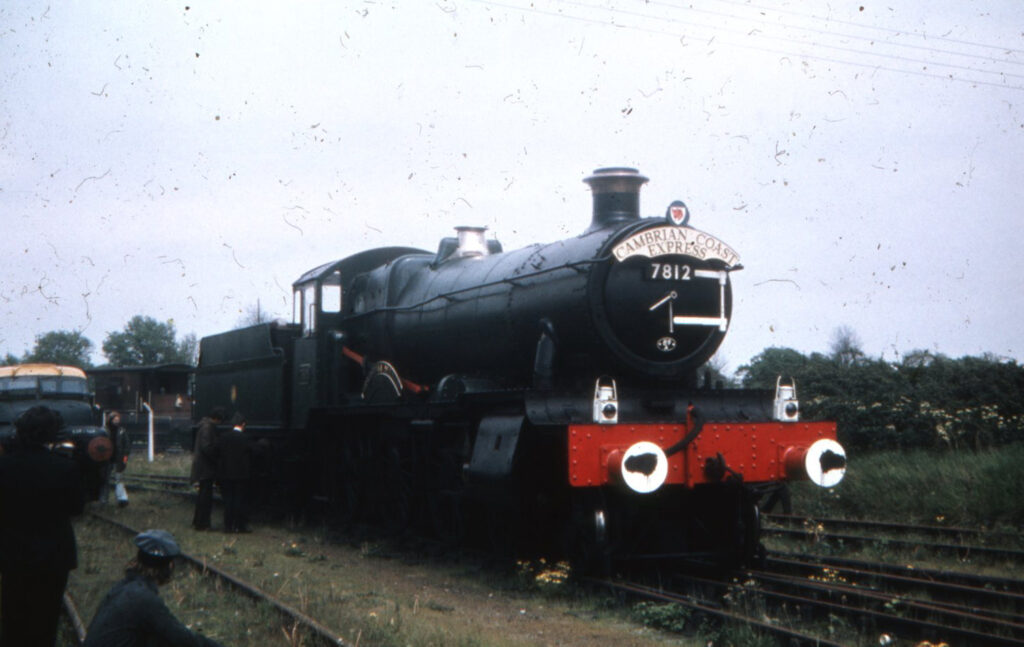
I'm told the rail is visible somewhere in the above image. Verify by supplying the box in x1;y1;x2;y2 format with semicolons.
90;512;349;646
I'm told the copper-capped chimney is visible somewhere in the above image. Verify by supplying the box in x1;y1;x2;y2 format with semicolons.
583;167;649;234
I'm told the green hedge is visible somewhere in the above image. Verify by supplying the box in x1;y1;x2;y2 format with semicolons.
737;349;1024;452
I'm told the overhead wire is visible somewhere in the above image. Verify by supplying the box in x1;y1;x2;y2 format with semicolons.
468;0;1024;92
649;0;1024;69
705;0;1024;57
568;0;1023;83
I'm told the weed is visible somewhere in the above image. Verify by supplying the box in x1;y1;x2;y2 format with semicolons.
631;601;692;633
424;600;455;613
698;618;775;647
514;558;571;594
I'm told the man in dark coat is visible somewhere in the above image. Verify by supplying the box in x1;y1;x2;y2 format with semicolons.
190;406;225;530
217;412;253;533
0;405;85;647
83;529;225;647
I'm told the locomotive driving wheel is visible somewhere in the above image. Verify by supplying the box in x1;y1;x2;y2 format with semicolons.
428;491;463;544
564;490;612;576
320;424;370;525
333;437;365;523
485;506;517;561
370;442;413;533
424;444;466;544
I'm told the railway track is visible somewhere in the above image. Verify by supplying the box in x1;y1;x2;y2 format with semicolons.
88;511;348;646
61;592;87;646
126;474;1023;644
591;517;1024;645
123;473;194;491
764;513;1024;562
767;513;1022;545
767;551;1024;602
599;555;1024;646
590;576;846;647
751;553;1024;645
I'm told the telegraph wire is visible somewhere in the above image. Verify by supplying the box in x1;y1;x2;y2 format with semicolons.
649;0;1024;69
550;0;1024;82
469;0;1024;92
705;0;1024;57
581;0;1024;82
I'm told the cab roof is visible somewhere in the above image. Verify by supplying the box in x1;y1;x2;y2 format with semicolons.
0;364;87;379
291;247;429;289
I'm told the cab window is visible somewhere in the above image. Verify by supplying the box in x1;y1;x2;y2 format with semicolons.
303;284;317;334
39;377;59;394
322;270;342;313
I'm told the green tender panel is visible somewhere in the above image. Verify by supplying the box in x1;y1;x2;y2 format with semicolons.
195;323;300;429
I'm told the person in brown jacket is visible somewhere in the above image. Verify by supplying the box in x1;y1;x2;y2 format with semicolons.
190;407;225;530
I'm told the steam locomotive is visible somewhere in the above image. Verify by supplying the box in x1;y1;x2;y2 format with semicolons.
194;167;846;569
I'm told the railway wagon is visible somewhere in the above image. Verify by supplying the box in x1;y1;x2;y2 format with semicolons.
194;167;846;569
89;364;193;452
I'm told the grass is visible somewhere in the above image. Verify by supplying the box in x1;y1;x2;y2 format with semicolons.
789;442;1024;530
778;442;1024;579
110;446;1024;646
72;453;691;646
68;515;287;646
128;450;192;476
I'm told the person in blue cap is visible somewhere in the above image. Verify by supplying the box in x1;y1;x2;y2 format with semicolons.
82;529;226;647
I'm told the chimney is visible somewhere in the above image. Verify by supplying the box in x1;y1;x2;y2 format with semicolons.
583;167;649;234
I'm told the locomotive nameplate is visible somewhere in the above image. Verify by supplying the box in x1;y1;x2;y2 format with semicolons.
612;225;739;266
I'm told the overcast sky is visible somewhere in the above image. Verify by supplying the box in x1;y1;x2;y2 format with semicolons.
2;1;1022;374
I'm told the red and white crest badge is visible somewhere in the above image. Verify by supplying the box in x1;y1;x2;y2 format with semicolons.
666;200;689;226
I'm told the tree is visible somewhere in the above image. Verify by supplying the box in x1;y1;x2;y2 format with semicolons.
829;325;864;368
699;354;737;388
236;300;272;328
736;347;809;389
23;330;94;368
178;332;200;365
102;316;195;366
2;352;22;366
901;349;941;370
